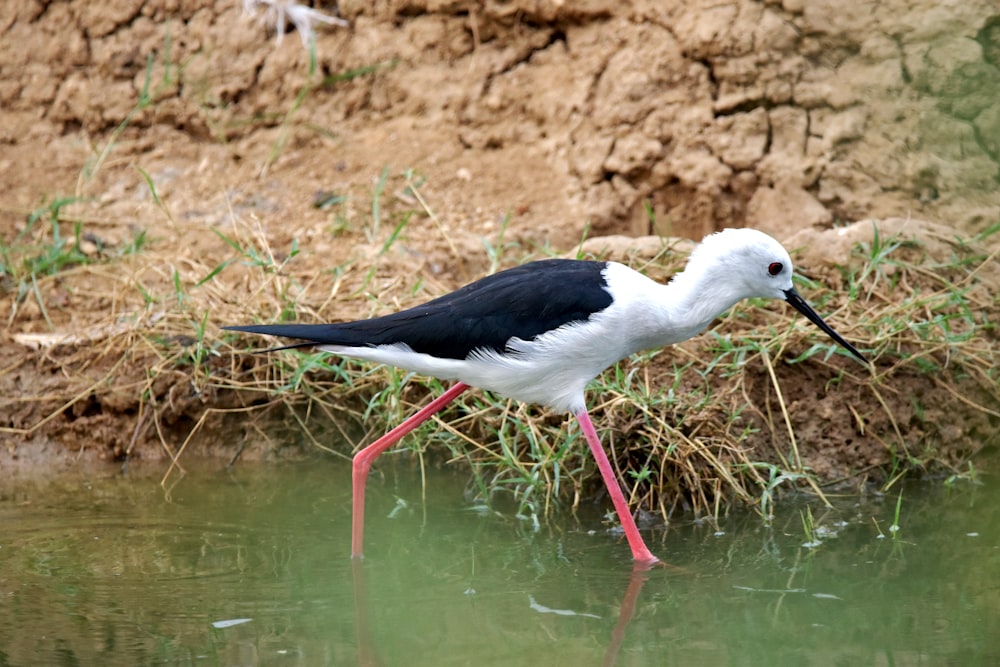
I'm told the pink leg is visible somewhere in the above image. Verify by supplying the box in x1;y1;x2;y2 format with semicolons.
352;382;470;558
575;408;659;564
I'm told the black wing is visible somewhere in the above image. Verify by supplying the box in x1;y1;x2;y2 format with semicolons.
224;259;613;360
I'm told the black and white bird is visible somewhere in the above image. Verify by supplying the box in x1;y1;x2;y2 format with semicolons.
225;227;867;564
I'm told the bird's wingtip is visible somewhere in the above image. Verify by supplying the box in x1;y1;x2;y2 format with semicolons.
221;323;287;336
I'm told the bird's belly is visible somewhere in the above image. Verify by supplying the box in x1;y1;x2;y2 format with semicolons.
456;331;628;413
320;321;630;414
455;353;607;414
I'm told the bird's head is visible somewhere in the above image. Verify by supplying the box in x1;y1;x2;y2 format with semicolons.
687;228;867;363
688;228;795;300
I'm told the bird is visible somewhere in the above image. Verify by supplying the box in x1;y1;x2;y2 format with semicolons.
224;227;867;564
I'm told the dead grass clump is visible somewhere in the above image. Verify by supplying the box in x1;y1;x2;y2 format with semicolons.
2;213;997;526
205;218;1000;523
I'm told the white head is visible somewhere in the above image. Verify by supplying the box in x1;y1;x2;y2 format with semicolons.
685;228;795;300
679;228;867;363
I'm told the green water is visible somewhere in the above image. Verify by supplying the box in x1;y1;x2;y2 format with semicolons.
0;457;998;666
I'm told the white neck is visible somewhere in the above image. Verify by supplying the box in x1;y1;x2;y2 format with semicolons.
600;261;748;355
616;257;750;353
668;261;746;329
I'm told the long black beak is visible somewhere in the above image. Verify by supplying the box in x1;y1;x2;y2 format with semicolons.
784;288;867;364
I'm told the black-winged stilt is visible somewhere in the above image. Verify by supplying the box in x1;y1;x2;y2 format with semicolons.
225;228;867;564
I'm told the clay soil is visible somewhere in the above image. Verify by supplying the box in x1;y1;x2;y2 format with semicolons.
1;1;999;499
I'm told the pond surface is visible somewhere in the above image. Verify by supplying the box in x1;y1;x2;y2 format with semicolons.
1;456;998;666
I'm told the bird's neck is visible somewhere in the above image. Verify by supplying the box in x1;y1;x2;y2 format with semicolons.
661;260;745;339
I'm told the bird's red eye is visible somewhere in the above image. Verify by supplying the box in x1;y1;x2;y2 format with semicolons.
768;262;783;276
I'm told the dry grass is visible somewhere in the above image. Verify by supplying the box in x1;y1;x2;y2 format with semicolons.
2;198;998;527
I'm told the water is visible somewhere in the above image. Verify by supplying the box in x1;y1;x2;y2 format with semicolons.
1;458;998;665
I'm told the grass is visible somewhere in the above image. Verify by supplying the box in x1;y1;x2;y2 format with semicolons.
80;33;187;193
0;195;153;329
290;213;996;530
871;489;905;544
259;49;398;178
3;158;998;528
800;505;821;548
1;30;997;527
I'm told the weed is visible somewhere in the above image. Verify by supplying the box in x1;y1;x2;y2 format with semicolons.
800;506;821;548
1;198;93;326
944;461;981;486
368;166;391;244
120;229;149;256
401;168;460;261
482;213;516;275
849;222;906;301
260;39;321;178
136;166;176;226
81;34;186;190
746;462;812;524
258;49;393;177
889;489;903;541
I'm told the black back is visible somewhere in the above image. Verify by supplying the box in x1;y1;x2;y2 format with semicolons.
225;259;613;360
